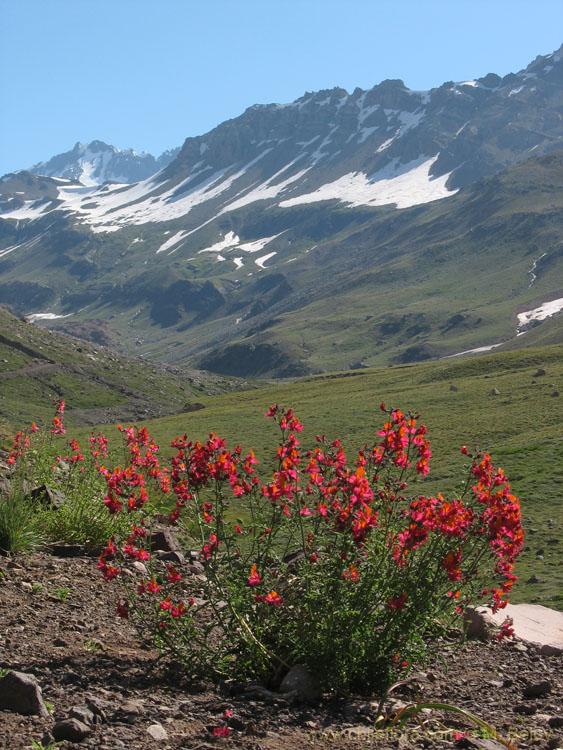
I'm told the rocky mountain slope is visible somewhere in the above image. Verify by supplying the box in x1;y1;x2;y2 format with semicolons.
0;45;562;376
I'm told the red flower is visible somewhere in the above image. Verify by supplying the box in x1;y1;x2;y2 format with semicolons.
386;592;407;610
264;590;283;606
343;564;359;583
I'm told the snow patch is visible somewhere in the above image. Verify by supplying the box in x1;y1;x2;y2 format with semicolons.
236;233;284;253
27;312;73;322
197;231;240;254
443;343;504;359
156;230;190;254
280;155;456;210
255;252;277;269
517;298;563;331
219;162;311;213
376;110;423;153
233;257;244;269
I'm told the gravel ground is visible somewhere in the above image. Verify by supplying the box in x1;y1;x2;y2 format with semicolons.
0;552;561;750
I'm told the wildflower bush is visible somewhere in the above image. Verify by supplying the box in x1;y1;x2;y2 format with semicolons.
1;399;131;554
96;403;523;694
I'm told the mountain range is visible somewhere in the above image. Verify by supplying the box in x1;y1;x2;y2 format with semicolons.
0;44;562;377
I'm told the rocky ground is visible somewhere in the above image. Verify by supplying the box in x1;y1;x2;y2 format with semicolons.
0;552;561;750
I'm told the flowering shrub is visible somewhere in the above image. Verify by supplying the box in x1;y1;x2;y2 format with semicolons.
1;400;130;553
98;403;523;694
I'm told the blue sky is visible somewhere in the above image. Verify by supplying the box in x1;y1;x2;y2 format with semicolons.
1;0;562;176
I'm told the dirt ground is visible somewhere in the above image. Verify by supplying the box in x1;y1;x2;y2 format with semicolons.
0;552;561;750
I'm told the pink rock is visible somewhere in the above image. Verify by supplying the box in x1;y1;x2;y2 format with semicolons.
476;603;563;654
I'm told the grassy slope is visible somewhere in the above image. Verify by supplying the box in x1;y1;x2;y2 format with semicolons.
0;308;257;437
105;344;563;611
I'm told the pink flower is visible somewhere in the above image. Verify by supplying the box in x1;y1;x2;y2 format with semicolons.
248;565;261;587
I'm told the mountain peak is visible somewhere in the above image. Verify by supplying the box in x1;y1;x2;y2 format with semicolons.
28;141;179;186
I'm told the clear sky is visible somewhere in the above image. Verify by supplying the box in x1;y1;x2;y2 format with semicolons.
1;0;562;176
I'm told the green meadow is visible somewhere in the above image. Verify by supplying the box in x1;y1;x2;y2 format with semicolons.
114;344;562;611
2;307;561;610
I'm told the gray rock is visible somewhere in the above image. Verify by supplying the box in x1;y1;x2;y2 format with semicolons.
539;644;563;656
548;716;563;728
490;387;501;395
0;670;49;717
28;483;66;509
120;699;145;715
150;528;181;552
514;702;537;715
131;560;148;576
84;694;109;723
147;722;168;741
53;718;93;741
279;665;322;704
523;680;552;698
156;550;185;564
187;561;205;574
534;368;547;377
70;705;97;725
463;606;495;640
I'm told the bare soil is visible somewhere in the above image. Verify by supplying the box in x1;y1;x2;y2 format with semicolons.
0;552;561;750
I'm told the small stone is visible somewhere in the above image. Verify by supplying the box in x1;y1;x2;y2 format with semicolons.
548;716;563;728
512;642;528;653
20;581;33;593
0;670;49;717
551;391;560;397
156;550;185;564
523;680;552;698
526;574;545;584
84;695;108;722
53;718;92;742
120;699;144;715
70;705;96;725
450;385;458;391
147;722;168;741
514;702;537;715
490;387;500;395
53;637;69;647
131;561;148;576
188;561;205;575
534;368;546;377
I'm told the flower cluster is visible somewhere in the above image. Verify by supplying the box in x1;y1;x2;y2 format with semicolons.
50;398;66;435
95;403;523;693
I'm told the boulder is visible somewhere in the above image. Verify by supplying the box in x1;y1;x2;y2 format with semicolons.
477;603;563;655
0;670;49;717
